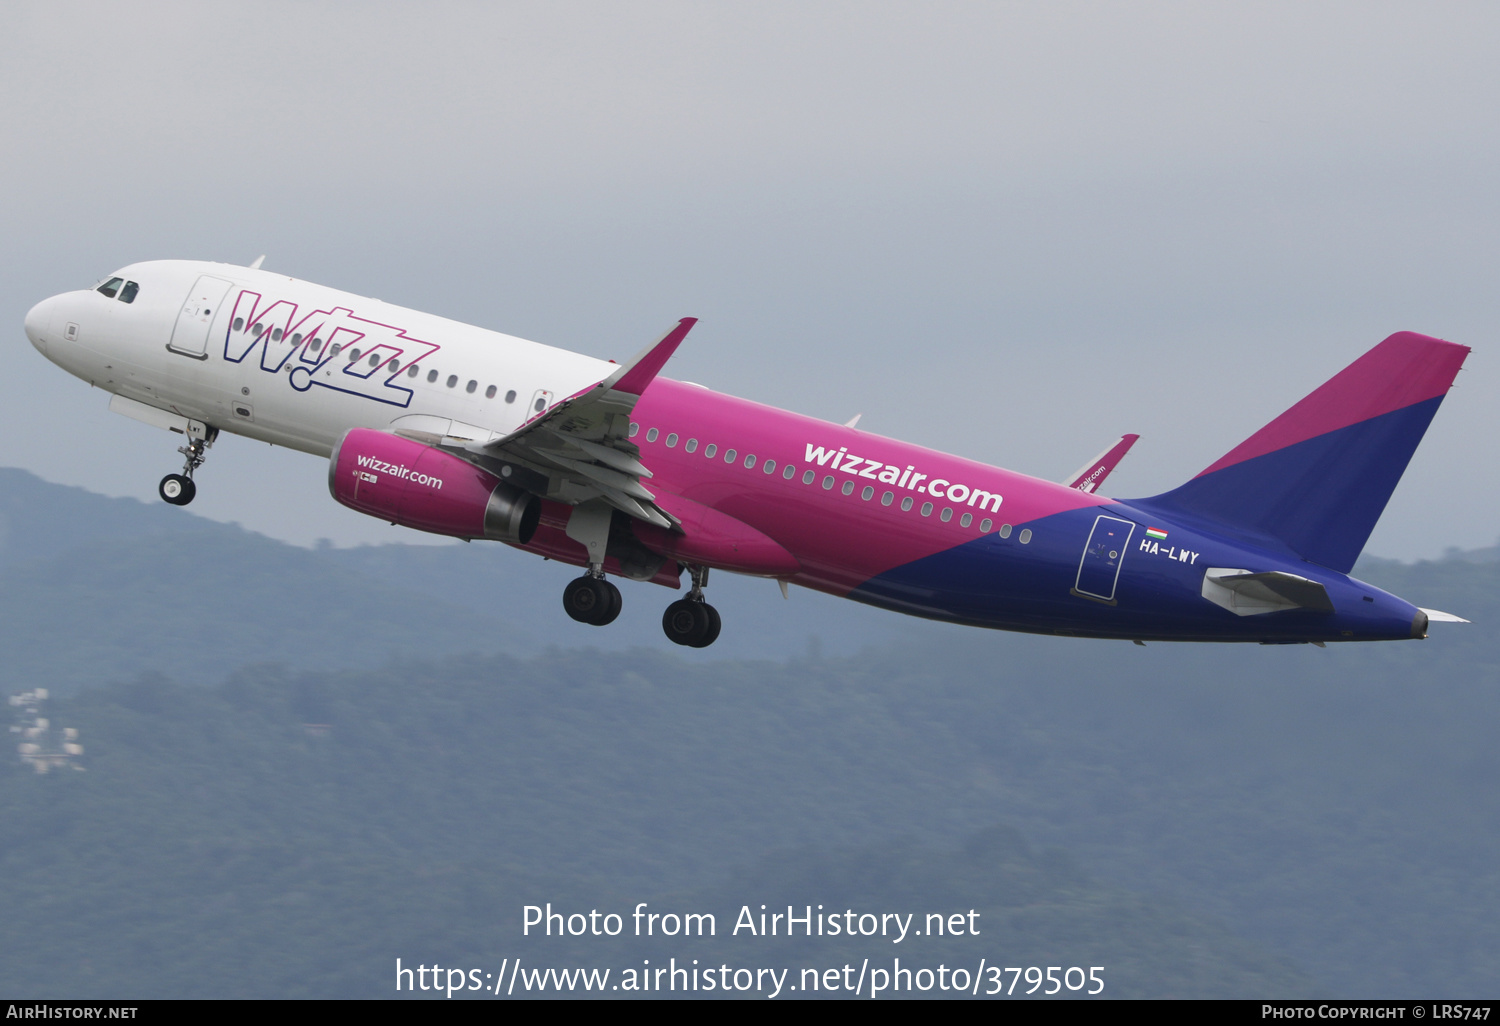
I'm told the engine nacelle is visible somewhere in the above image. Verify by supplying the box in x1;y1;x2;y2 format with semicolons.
329;428;539;544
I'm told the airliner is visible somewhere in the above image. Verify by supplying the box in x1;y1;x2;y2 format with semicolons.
23;259;1469;647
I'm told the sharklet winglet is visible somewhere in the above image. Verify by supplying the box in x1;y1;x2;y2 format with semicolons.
603;318;697;398
1063;433;1140;492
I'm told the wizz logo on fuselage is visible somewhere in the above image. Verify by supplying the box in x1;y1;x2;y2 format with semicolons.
804;443;1003;512
223;291;440;408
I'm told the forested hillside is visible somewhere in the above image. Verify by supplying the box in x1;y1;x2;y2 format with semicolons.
0;652;1311;998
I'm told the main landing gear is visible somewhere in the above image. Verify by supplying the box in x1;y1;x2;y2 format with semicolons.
662;565;720;649
158;431;215;506
563;572;622;626
559;563;721;647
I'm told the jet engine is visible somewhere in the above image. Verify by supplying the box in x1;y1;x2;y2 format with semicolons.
329;428;539;544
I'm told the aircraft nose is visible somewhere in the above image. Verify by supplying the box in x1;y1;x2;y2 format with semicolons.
24;296;56;351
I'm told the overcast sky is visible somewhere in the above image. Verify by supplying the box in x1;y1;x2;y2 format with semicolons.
2;2;1496;559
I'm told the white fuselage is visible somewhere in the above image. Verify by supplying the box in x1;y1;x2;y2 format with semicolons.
25;259;609;456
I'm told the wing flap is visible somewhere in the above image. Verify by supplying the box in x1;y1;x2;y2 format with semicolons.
455;318;698;528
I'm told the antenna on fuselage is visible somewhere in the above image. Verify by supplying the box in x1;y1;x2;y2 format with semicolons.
248;255;266;270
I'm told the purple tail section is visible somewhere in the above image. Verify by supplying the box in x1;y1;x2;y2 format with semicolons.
1130;332;1469;573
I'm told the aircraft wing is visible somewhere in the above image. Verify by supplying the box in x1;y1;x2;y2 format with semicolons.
460;318;698;529
1062;433;1139;493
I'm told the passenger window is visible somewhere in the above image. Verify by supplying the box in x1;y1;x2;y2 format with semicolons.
705;444;717;458
119;281;139;303
802;470;815;484
446;375;458;388
329;343;342;356
725;449;737;463
96;278;123;299
348;348;362;361
783;465;796;480
233;317;244;332
940;508;953;522
841;481;854;495
368;353;380;366
485;385;497;398
646;428;659;442
763;460;776;474
822;476;834;490
685;439;698;453
1019;529;1033;544
273;328;284;342
466;380;477;393
921;502;933;517
881;491;894;506
744;454;755;469
388;358;400;371
409;365;420;378
979;518;992;532
666;433;678;447
628;423;639;437
999;524;1012;538
505;390;517;403
901;497;914;511
310;337;323;351
427;369;439;383
291;333;303;345
960;512;973;527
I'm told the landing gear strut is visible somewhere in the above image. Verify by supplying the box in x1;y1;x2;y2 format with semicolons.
563;571;622;626
561;501;622;626
663;565;721;648
158;430;216;506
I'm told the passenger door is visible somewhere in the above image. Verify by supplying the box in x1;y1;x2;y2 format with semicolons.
167;276;234;359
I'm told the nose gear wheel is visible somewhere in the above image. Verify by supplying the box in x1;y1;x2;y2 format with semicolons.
158;474;195;505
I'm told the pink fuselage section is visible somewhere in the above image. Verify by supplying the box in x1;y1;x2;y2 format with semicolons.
621;380;1108;598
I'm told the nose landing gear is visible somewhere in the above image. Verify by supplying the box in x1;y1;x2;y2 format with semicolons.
158;429;216;506
662;565;721;648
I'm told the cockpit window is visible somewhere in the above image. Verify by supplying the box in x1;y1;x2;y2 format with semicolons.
96;277;123;299
119;281;140;304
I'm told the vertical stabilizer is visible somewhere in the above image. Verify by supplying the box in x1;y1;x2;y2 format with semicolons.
1130;332;1468;573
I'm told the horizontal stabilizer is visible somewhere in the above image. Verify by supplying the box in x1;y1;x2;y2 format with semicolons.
1063;434;1139;493
1201;568;1334;616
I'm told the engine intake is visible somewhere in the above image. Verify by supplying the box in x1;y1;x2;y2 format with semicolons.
329;428;539;544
